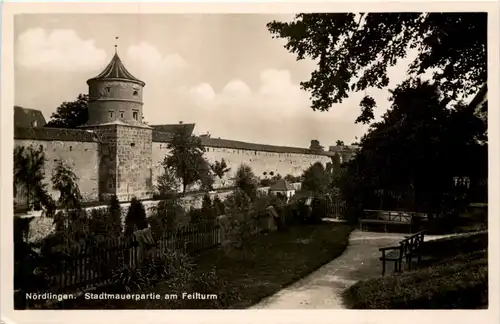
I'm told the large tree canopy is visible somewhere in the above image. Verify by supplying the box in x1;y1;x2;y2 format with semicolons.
45;94;89;128
338;80;487;216
267;13;487;123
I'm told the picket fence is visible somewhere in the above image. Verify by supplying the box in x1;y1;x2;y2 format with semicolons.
40;221;220;294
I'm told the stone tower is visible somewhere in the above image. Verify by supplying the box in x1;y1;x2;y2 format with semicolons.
80;49;153;202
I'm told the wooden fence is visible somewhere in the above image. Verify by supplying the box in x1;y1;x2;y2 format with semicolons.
38;221;220;294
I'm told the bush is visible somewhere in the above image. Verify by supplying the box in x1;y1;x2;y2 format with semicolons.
260;179;272;187
124;198;148;237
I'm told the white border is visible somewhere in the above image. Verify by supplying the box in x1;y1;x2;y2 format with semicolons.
1;2;499;324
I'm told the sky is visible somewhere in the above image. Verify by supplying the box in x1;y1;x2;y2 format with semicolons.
15;13;420;148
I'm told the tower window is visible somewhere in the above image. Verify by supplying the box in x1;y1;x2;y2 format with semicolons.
120;111;124;118
109;111;114;118
133;111;138;120
133;90;138;96
106;87;111;93
130;143;135;147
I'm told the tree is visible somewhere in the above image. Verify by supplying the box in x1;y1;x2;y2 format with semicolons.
267;13;486;123
234;164;258;201
45;94;89;128
163;128;212;194
201;193;215;220
107;195;123;237
156;166;181;198
124;197;148;237
338;80;487;218
210;159;231;188
336;140;345;146
51;159;83;210
13;145;55;214
213;195;225;216
301;162;331;194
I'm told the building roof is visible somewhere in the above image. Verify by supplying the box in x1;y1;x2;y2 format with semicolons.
151;123;195;136
14;106;46;128
14;126;100;142
87;52;145;87
199;137;337;156
269;179;295;191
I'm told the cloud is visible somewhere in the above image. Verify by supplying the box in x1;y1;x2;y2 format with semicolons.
16;28;107;72
188;83;216;104
126;42;188;78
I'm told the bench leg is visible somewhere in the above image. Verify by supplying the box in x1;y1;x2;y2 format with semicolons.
382;259;386;276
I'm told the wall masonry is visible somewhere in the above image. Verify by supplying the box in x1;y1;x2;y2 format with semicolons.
14;139;99;202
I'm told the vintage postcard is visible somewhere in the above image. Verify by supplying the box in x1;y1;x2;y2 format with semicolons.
1;1;499;324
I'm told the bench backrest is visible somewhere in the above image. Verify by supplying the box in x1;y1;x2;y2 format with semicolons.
400;230;425;255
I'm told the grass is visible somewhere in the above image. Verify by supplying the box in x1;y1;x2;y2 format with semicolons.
54;222;353;309
342;232;488;309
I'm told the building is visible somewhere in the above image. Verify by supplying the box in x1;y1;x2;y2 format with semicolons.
268;179;296;202
14;51;357;204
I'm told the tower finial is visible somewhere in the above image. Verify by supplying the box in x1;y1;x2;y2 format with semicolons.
114;36;119;54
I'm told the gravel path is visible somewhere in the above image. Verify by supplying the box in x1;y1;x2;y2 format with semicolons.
250;229;468;309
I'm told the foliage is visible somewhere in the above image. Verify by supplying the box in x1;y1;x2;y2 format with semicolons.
13;145;55;214
260;178;272;187
210;159;231;187
301;162;331;194
284;174;301;183
107;195;123;237
201;193;217;219
234;164;258;201
163;128;212;194
148;198;183;239
213;195;225;216
336;140;345;146
222;189;257;255
337;80;487;218
51;159;82;210
45;93;89;128
110;264;150;293
156;167;180;198
267;13;486;123
124;198;148;237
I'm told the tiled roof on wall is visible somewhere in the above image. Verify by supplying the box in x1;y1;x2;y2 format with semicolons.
14;106;47;128
151;123;195;136
14;126;100;142
200;137;334;155
152;130;335;156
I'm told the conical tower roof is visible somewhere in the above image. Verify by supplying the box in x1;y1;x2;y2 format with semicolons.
87;52;145;86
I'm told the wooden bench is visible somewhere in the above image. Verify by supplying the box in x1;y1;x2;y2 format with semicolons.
360;209;427;233
379;230;426;276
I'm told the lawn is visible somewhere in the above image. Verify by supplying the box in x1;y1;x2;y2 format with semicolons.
342;231;488;309
54;222;353;309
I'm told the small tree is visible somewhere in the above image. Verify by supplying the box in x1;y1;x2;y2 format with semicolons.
234;164;258;201
213;195;225;216
201;193;215;220
163;128;212;194
124;197;148;237
13;145;54;214
301;162;331;194
222;189;256;256
210;159;231;188
108;195;123;237
156;167;180;198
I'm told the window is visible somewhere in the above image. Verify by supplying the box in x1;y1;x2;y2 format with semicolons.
130;143;135;147
133;90;138;96
109;111;114;118
120;111;124;118
106;87;111;93
133;111;138;120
